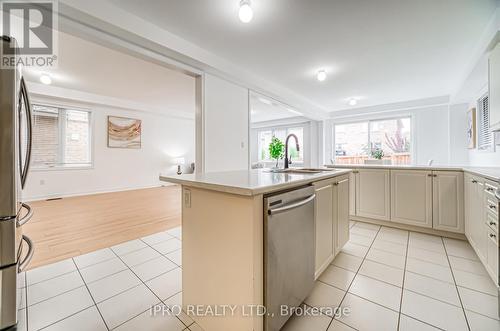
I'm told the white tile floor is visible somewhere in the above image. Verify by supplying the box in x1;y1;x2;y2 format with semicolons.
18;222;500;331
282;221;500;331
18;227;195;331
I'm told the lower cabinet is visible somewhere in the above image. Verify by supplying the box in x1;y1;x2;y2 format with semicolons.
390;170;432;228
432;171;464;233
314;175;350;278
355;169;390;221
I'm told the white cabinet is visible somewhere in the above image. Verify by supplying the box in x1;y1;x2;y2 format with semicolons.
313;179;334;277
355;169;390;221
334;175;350;254
390;170;432;228
486;227;498;281
314;175;350;278
432;171;464;233
465;174;486;259
489;42;500;131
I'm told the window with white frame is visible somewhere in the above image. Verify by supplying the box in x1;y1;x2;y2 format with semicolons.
257;126;304;164
477;93;493;150
334;117;411;165
31;104;92;169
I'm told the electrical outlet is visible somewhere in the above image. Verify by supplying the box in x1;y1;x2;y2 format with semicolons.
184;189;191;208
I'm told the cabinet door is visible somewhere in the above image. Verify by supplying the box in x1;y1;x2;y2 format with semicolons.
489;42;500;131
349;171;356;216
355;169;390;221
432;171;465;233
464;174;474;243
391;170;432;228
334;176;350;254
486;228;498;282
313;180;334;277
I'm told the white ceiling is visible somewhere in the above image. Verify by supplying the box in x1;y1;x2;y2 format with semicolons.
250;92;300;123
106;0;497;113
23;31;196;115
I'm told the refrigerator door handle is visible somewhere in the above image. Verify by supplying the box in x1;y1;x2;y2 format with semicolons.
19;77;32;189
16;203;33;227
18;235;34;272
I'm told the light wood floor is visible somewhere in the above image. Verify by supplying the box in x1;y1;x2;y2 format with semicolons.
23;186;181;269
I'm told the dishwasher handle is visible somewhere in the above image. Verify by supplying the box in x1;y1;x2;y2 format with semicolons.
268;194;316;215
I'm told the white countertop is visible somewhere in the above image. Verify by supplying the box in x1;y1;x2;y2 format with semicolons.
159;169;351;196
325;164;500;182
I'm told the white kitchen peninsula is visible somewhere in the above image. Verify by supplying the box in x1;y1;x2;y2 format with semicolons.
159;169;351;331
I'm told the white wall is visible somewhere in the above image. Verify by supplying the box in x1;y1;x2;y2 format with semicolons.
204;74;249;172
23;89;195;201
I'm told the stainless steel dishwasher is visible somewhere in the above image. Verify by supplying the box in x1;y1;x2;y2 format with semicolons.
264;186;316;331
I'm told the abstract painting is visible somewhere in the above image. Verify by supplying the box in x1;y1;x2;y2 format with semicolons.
467;108;476;149
107;116;142;149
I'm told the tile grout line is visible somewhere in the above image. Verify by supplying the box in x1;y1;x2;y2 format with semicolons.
72;257;111;331
396;230;410;331
441;237;472;331
109;244;189;330
325;224;383;331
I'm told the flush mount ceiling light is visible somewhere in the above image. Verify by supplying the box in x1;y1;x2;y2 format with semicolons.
316;70;327;82
39;74;52;85
348;98;358;106
238;0;253;23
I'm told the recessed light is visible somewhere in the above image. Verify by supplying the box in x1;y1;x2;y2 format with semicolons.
238;0;253;23
40;74;52;85
258;97;272;105
287;108;303;116
348;99;357;106
316;70;327;82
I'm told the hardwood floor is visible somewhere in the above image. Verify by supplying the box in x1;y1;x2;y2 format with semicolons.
23;185;181;269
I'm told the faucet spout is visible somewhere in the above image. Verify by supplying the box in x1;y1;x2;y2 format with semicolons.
284;134;300;169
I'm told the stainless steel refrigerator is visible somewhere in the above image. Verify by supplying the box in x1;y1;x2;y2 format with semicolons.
0;35;35;330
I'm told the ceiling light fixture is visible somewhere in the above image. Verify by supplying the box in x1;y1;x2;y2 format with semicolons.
40;74;52;85
316;70;327;82
348;99;358;106
238;0;253;23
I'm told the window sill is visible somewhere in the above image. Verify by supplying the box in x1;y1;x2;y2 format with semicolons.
31;164;94;172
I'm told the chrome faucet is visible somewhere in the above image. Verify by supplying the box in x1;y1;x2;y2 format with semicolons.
284;134;300;169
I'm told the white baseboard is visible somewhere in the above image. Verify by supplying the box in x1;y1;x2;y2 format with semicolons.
23;182;176;202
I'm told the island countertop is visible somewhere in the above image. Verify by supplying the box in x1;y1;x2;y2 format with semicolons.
325;164;500;182
159;168;352;196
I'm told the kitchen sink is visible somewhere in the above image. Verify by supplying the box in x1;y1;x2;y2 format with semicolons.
267;168;335;174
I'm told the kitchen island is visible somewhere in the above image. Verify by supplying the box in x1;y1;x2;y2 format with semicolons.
159;168;351;331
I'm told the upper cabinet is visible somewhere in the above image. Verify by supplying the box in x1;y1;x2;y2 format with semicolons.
432;171;464;233
391;170;432;228
354;169;390;221
490;42;500;131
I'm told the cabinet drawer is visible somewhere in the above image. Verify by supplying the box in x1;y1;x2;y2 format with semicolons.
486;212;498;233
485;197;498;216
485;182;498;197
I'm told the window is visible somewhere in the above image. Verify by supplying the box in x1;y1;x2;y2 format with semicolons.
31;104;92;168
257;126;304;164
334;117;411;165
477;93;493;150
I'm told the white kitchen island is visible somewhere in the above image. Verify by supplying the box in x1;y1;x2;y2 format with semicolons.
159;169;351;331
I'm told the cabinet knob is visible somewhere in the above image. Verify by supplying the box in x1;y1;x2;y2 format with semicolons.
489;205;497;210
489;233;496;239
471;179;478;184
487;187;494;192
490;221;497;226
